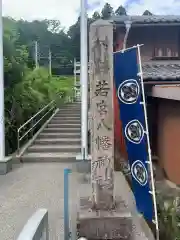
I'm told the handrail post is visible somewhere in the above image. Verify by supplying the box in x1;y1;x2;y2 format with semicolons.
17;130;20;154
31;119;34;138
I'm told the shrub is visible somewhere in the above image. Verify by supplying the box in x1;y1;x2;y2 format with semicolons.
5;68;74;154
157;192;180;240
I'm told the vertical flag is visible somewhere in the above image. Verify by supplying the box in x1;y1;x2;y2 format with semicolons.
113;45;158;231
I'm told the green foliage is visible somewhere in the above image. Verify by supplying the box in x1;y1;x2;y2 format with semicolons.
67;2;114;60
143;10;153;16
115;5;127;16
3;16;75;154
91;11;101;21
3;18;28;88
157;193;180;240
101;3;114;19
5;67;74;154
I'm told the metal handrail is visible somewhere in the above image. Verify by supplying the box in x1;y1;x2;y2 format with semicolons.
17;100;56;153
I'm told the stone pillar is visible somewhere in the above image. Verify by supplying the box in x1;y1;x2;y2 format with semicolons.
89;19;114;209
77;20;132;240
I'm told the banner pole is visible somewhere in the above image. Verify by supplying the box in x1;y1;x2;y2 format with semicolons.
113;44;144;54
137;44;159;240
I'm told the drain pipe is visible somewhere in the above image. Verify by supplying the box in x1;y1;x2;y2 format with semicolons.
123;19;132;50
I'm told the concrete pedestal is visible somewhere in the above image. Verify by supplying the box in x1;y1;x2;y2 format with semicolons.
76;155;91;173
77;197;132;240
0;156;12;174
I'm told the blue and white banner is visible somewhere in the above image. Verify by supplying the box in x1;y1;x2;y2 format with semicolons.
113;47;155;221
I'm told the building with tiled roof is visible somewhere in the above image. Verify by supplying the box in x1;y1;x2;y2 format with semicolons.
111;15;180;25
112;15;180;185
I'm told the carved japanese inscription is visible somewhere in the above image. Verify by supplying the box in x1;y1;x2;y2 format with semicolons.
89;21;114;210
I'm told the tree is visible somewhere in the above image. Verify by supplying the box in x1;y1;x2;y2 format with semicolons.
115;5;127;16
143;10;153;16
45;19;62;33
101;3;114;19
92;11;101;21
68;16;80;60
3;17;74;155
3;17;28;88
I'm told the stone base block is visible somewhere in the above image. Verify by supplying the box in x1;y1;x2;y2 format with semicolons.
77;197;132;240
76;156;91;173
0;156;12;174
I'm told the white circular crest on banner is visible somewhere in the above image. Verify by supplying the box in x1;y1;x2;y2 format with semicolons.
131;160;148;186
125;119;144;144
117;79;140;104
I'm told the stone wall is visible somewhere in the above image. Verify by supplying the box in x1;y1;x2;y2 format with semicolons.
157;98;180;185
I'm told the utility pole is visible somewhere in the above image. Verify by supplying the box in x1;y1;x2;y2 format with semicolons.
35;41;39;69
0;0;4;160
80;0;88;160
48;48;52;76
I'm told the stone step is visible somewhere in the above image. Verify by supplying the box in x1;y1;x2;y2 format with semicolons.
55;114;81;118
35;138;81;145
60;103;80;105
21;152;77;162
39;133;81;139
57;104;80;108
58;109;81;112
28;145;80;153
47;123;81;128
59;108;80;110
64;107;80;109
50;119;81;124
43;128;80;133
60;105;81;108
54;113;81;116
53;116;81;120
62;103;81;107
56;111;80;114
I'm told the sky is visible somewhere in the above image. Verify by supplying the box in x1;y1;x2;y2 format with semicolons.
3;0;180;28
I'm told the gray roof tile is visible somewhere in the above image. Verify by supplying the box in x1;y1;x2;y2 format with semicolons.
111;15;180;25
142;62;180;80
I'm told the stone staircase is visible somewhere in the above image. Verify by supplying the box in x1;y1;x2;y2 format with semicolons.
21;102;81;162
